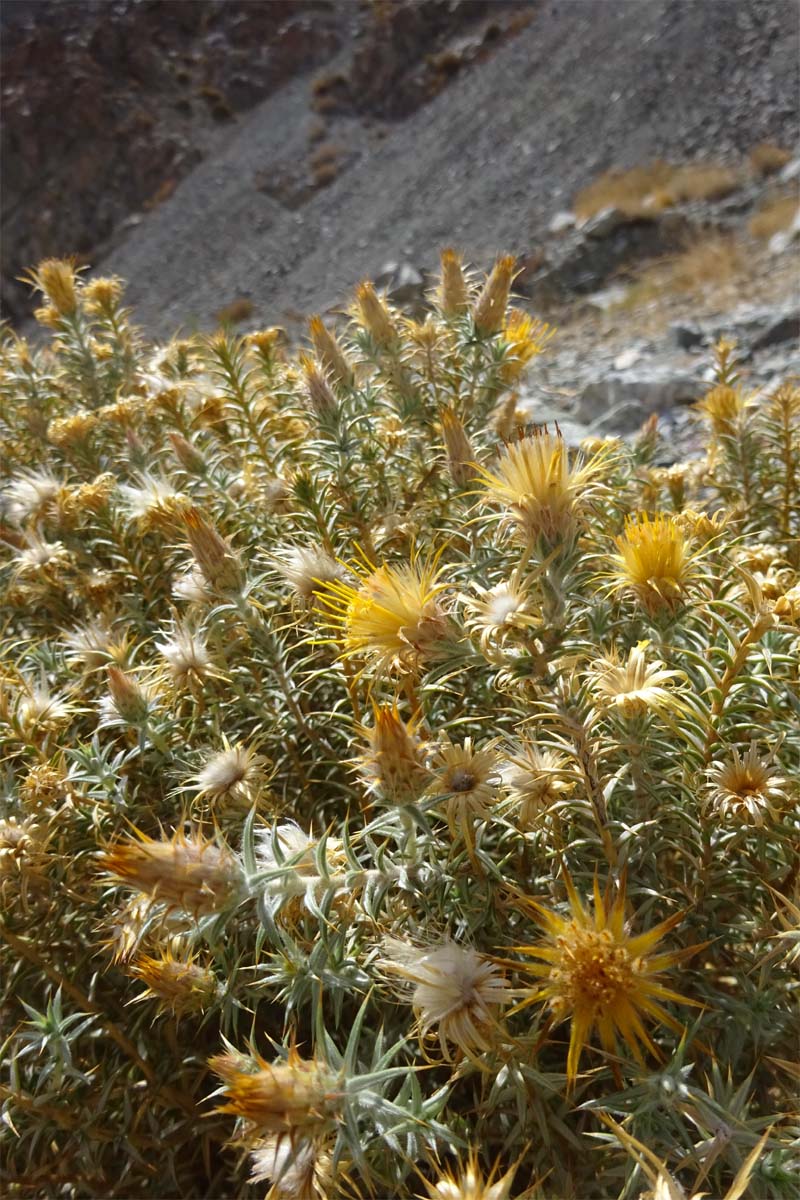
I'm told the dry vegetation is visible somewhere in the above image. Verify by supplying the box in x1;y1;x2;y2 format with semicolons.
573;159;741;220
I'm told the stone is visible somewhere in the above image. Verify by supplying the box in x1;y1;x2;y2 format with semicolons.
580;206;630;239
669;321;706;351
548;210;576;235
575;365;704;430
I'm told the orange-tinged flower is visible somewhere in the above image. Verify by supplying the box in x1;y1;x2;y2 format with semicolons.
209;1045;340;1137
509;869;700;1086
317;549;450;678
99;828;243;916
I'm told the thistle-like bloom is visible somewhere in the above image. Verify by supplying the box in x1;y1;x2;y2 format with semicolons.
317;551;450;678
24;258;79;316
473;254;516;336
183;506;244;593
15;680;73;735
248;1134;334;1199
705;743;789;826
299;353;338;420
694;383;753;434
357;704;431;805
308;315;354;389
11;533;68;577
156;623;215;687
256;821;350;925
129;948;219;1017
119;473;188;531
437;246;470;317
422;1150;517;1200
587;642;687;718
2;469;62;525
193;741;270;806
427;736;501;841
99;666;158;728
510;870;700;1086
499;309;554;384
354;281;397;348
273;544;348;605
477;430;609;546
381;939;509;1061
439;405;476;487
463;578;540;662
611;513;700;615
209;1045;340;1137
99;828;243;916
503;743;576;829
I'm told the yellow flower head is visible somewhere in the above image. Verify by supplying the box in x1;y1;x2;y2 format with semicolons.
129;948;219;1018
437;246;470;317
477;430;610;546
587;642;687;718
427;736;502;849
499;309;554;383
473;254;517;336
23;258;79;316
421;1150;518;1200
509;869;700;1086
356;703;431;806
694;383;752;434
503;743;576;829
611;513;700;615
99;828;243;916
317;549;450;678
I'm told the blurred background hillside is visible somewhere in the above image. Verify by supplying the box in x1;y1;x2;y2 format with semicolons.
2;0;798;359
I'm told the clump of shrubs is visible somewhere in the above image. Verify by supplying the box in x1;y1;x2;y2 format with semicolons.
1;254;798;1198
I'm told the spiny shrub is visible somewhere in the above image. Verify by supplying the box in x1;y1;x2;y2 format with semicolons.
1;254;799;1199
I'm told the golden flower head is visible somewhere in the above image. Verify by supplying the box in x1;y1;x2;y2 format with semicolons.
100;666;158;727
82;276;123;315
509;868;700;1086
473;254;517;336
773;583;800;625
47;410;98;448
299;353;338;420
705;743;790;827
356;704;431;806
182;506;245;593
317;549;450;679
694;383;753;434
99;828;243;916
428;737;501;820
610;513;700;615
587;642;687;718
0;815;49;892
353;281;397;348
209;1045;340;1138
503;743;576;829
437;246;470;317
439;405;477;487
128;947;220;1017
24;258;79;316
308;315;354;389
499;309;554;384
381;938;509;1061
477;429;610;547
15;680;73;736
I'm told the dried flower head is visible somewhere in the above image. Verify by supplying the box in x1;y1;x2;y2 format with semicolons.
99;666;158;728
156;623;215;687
3;469;62;525
357;704;431;806
587;642;687;718
354;281;397;348
705;743;789;826
694;383;752;434
119;473;188;532
47;410;98;447
273;544;348;604
611;513;700;615
12;533;68;578
0;815;49;893
82;276;123;314
193;741;270;806
381;938;509;1061
477;430;609;546
510;869;700;1086
209;1045;340;1138
248;1134;334;1199
427;736;501;849
99;828;243;916
317;550;450;678
299;353;338;420
24;258;79;316
16;680;73;736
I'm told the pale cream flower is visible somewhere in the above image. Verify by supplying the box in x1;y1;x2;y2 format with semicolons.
463;578;539;662
503;743;576;829
587;642;687;718
3;470;62;524
381;938;509;1060
248;1134;333;1199
62;618;115;669
273;545;349;603
155;623;214;686
427;737;501;843
173;564;214;605
16;681;73;735
12;534;68;576
706;743;790;826
119;473;188;531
